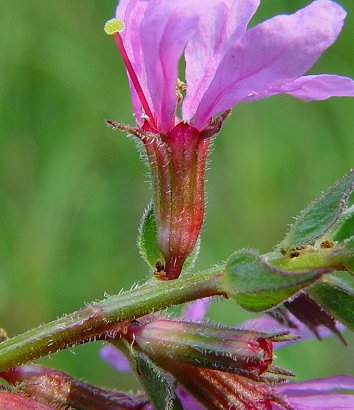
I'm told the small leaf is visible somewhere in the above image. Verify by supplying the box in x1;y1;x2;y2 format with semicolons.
309;279;354;330
343;237;354;274
113;339;182;410
130;349;183;410
333;205;354;242
224;250;330;312
137;202;200;273
279;170;354;249
137;202;163;270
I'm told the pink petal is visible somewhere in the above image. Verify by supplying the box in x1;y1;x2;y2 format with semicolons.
274;376;354;410
117;1;200;132
277;375;354;393
281;394;354;409
100;344;131;373
268;75;354;102
273;394;354;410
182;297;211;322
193;0;347;128
183;0;260;121
177;386;205;410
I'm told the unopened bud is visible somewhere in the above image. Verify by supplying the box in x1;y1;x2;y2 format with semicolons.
0;392;53;410
1;365;146;410
129;318;293;376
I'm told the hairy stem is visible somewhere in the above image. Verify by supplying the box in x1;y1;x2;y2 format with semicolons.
0;244;348;372
0;268;225;372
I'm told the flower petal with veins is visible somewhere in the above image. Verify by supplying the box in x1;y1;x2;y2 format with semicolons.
193;0;348;127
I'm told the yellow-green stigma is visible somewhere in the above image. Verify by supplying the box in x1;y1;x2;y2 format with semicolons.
104;18;125;35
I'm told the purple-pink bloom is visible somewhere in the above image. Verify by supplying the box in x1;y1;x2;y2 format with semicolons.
114;0;354;131
274;376;354;410
100;344;131;373
106;0;354;279
182;297;211;322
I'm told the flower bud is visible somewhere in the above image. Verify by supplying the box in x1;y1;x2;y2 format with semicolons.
0;392;54;410
129;318;292;376
1;365;146;410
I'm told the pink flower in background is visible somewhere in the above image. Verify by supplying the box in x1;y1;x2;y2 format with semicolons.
105;0;354;279
274;376;354;410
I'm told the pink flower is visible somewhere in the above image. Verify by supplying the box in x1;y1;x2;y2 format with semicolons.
274;376;354;410
105;0;354;279
110;0;354;130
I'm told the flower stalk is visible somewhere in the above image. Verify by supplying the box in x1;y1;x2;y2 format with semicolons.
0;267;224;372
0;241;350;373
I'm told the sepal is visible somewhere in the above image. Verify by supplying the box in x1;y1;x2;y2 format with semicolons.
278;292;346;344
224;249;328;312
137;202;200;275
115;339;183;410
309;277;354;331
146;361;292;410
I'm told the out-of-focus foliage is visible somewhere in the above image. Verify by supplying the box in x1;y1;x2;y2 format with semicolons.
0;0;353;390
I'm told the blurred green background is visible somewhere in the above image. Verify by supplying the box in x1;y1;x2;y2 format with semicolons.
0;0;353;392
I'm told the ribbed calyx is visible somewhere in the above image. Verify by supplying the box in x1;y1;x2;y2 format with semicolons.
127;316;296;378
142;122;211;279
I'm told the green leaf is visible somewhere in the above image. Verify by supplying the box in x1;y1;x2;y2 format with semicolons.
279;170;354;249
333;205;354;242
137;202;163;270
224;249;329;312
343;236;354;274
115;339;182;410
137;202;200;273
309;279;354;330
130;350;183;410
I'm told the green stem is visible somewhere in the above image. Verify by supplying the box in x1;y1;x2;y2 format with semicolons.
0;268;225;372
266;246;352;272
0;246;349;373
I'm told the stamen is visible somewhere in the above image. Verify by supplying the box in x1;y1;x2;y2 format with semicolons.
105;119;161;141
176;78;187;104
104;18;157;130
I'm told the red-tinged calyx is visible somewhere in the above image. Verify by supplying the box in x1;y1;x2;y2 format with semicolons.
1;365;146;410
142;122;211;279
148;360;288;410
0;392;55;410
127;318;285;377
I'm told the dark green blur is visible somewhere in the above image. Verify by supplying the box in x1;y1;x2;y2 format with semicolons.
0;0;353;391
